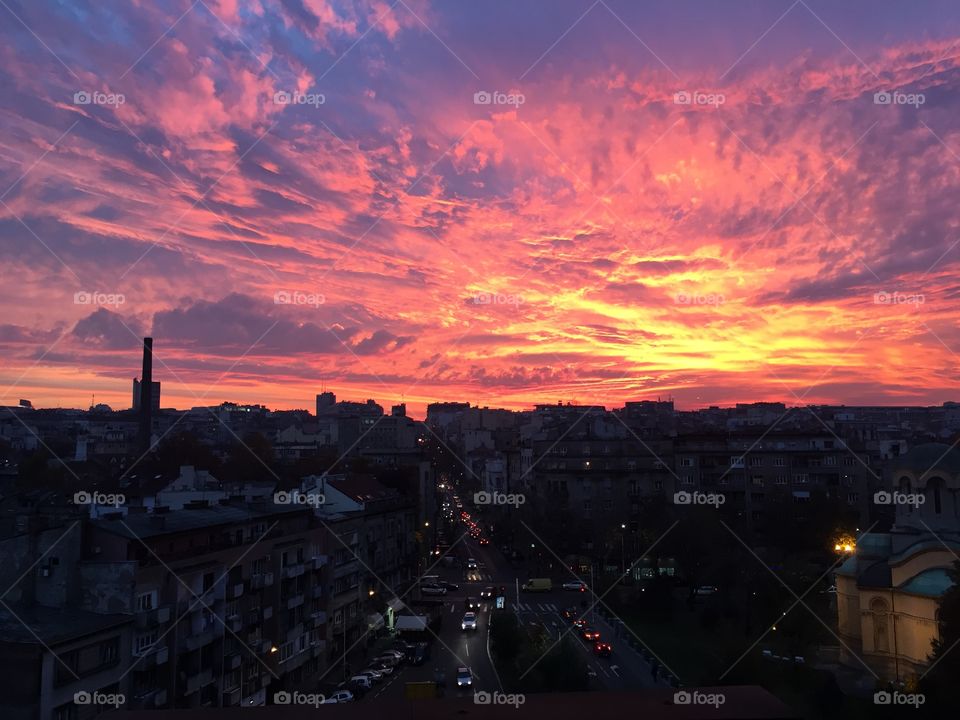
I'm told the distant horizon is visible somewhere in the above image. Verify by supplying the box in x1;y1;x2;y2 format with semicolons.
12;392;960;422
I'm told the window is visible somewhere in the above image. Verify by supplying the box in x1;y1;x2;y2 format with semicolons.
730;456;745;467
775;475;787;485
681;475;694;486
794;474;808;484
774;457;786;467
135;631;158;656
680;457;695;467
53;703;78;720
136;591;156;612
749;456;764;467
100;638;119;665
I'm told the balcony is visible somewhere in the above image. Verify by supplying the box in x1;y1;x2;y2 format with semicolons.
286;594;304;610
185;668;214;695
250;572;274;589
134;688;167;708
136;606;171;629
281;563;305;579
311;584;324;599
311;555;328;570
226;614;242;632
309;610;327;627
227;582;245;600
183;623;222;651
134;644;169;668
225;653;242;670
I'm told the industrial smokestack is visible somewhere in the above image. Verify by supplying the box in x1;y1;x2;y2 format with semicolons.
139;337;153;452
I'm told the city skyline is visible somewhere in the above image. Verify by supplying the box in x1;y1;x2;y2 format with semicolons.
4;1;960;418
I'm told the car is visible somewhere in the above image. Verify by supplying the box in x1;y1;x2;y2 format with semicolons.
349;675;373;690
421;584;447;596
440;580;460;591
562;580;587;592
593;642;612;657
573;618;587;630
466;596;479;610
326;690;355;703
581;627;601;641
461;611;477;630
361;667;384;680
466;559;478;570
562;607;577;622
694;585;718;596
357;669;382;683
456;666;473;687
480;586;493;599
479;537;490;545
412;642;430;665
375;653;401;667
382;649;406;662
369;661;394;675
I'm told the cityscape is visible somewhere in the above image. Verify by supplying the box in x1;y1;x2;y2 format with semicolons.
3;1;960;718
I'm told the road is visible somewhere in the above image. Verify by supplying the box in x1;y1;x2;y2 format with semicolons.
366;513;673;703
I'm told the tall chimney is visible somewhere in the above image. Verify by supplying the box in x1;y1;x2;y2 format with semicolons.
139;337;153;452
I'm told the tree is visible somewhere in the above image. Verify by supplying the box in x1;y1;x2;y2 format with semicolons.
921;560;960;703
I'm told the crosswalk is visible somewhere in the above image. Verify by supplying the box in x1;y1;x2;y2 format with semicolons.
512;602;563;613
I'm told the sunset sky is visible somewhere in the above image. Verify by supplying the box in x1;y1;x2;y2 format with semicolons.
2;0;960;417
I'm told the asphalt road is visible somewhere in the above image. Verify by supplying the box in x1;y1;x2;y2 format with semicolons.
365;521;673;704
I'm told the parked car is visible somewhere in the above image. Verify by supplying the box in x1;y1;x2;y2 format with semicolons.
412;642;430;665
694;585;718;596
440;580;460;591
359;668;383;682
349;675;373;690
325;690;355;703
421;583;447;596
461;611;478;631
369;661;394;675
562;580;587;592
456;666;473;687
379;650;405;663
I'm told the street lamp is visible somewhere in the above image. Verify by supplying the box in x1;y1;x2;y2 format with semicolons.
620;524;626;578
